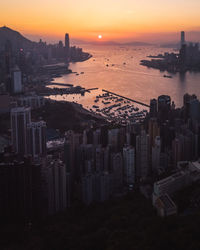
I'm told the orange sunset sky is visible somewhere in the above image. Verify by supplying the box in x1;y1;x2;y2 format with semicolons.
1;0;200;43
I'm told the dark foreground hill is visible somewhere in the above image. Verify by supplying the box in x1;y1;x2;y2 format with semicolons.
0;192;200;250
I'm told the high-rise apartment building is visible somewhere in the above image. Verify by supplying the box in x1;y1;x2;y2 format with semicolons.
12;65;22;94
123;146;135;186
27;121;46;158
44;159;68;214
148;118;160;148
152;136;161;173
11;107;31;155
111;152;123;192
136;130;150;180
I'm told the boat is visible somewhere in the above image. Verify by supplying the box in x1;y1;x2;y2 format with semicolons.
102;101;111;105
93;105;99;108
76;73;79;76
106;64;109;67
80;72;84;74
163;75;172;78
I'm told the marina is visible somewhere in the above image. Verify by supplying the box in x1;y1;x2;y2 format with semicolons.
102;89;150;107
48;86;149;125
90;90;149;125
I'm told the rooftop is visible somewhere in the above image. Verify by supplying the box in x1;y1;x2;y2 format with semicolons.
155;171;186;186
158;194;177;209
11;107;31;113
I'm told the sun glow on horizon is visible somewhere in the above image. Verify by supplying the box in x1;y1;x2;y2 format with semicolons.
1;0;200;43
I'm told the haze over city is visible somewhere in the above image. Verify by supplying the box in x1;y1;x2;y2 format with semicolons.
2;0;200;43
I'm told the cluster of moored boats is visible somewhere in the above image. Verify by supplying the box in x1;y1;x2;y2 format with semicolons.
91;92;148;125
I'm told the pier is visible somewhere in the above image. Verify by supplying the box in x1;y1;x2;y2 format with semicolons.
102;89;150;108
85;88;99;92
47;82;73;87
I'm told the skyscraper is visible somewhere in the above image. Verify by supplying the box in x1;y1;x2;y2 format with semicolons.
65;33;69;49
11;107;31;155
158;95;171;113
111;152;123;192
136;130;150;180
148;118;160;149
95;146;104;172
65;33;70;61
27;121;47;158
158;95;171;121
123;146;135;186
150;99;157;118
108;128;119;150
93;129;101;146
152;136;161;173
12;65;22;94
82;173;95;205
181;31;185;46
44;159;68;214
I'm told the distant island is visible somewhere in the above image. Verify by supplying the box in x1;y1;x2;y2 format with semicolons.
141;31;200;73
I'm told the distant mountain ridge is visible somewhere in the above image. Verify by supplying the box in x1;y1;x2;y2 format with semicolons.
0;26;35;50
0;26;154;50
81;40;153;46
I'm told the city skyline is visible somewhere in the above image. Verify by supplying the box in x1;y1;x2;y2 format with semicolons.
2;0;200;43
1;1;200;248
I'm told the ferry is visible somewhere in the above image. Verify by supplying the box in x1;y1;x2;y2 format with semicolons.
163;75;172;78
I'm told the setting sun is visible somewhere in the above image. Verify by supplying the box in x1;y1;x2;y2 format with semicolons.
98;35;102;39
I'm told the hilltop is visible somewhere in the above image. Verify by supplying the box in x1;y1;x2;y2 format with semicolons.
0;26;35;50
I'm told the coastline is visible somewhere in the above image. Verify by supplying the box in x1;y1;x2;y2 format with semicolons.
141;51;200;74
30;51;92;96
